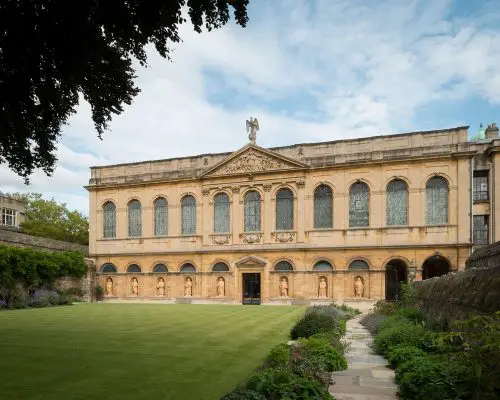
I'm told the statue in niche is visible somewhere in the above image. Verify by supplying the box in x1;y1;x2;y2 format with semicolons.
318;277;327;298
157;277;166;296
184;277;193;297
279;277;288;297
132;277;139;296
106;277;113;296
216;277;225;297
354;276;364;298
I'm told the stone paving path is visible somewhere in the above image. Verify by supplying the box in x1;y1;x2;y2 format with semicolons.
329;316;399;400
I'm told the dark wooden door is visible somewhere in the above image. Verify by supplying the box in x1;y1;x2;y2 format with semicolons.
242;273;261;305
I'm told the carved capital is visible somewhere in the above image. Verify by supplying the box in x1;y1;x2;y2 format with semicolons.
201;188;210;196
296;181;306;189
263;183;272;192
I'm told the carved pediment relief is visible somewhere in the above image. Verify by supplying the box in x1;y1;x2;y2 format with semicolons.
202;145;307;177
234;255;268;267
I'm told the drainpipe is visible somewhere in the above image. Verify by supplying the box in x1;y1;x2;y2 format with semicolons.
469;158;473;257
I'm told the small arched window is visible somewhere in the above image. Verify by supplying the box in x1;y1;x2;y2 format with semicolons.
314;185;333;229
181;195;196;235
127;264;141;273
153;264;168;273
244;191;261;232
349;182;369;228
128;200;142;237
313;261;333;271
103;202;116;238
214;193;230;233
101;263;117;273
275;261;293;271
180;263;196;273
276;188;294;230
212;262;229;272
349;260;370;270
154;198;168;236
386;179;408;226
426;176;449;225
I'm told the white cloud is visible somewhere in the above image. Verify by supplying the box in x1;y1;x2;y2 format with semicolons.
1;0;499;214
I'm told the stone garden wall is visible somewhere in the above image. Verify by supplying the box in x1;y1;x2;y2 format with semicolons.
0;228;88;254
56;259;96;302
414;242;500;327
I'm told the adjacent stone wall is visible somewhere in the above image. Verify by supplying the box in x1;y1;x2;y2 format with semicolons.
0;228;88;255
414;242;500;327
56;259;96;302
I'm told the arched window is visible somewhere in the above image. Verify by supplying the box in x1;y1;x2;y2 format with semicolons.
349;260;370;270
103;202;116;238
275;261;293;271
128;200;142;237
100;263;117;273
314;185;333;229
153;264;168;273
426;177;449;225
212;262;229;272
181;195;196;235
180;263;196;273
276;188;294;230
386;179;408;226
154;197;168;236
244;191;261;232
349;182;369;228
214;193;230;233
127;264;141;273
313;261;333;271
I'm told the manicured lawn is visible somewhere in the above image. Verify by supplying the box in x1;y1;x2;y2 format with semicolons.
0;304;303;400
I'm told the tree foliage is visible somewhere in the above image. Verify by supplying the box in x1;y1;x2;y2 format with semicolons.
0;0;249;182
10;192;89;245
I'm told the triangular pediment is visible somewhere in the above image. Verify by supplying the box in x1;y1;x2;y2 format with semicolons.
234;255;268;267
202;144;307;177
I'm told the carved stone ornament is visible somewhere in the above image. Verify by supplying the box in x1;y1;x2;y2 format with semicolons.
240;233;262;244
211;234;231;245
272;232;295;243
232;186;240;194
201;188;210;196
263;183;272;192
216;149;289;175
296;180;306;189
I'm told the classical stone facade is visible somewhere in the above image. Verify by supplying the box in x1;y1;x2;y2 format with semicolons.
86;124;500;304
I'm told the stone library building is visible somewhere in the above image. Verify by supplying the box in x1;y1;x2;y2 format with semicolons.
86;122;499;304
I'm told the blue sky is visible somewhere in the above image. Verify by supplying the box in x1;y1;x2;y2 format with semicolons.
1;0;499;214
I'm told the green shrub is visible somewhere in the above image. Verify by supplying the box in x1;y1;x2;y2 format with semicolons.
398;283;416;307
290;311;342;340
374;319;429;356
373;300;398;315
331;303;361;319
95;285;104;301
396;355;473;400
244;368;334;399
310;332;350;354
360;313;387;334
393;307;426;323
386;344;426;369
220;388;266;400
263;343;290;369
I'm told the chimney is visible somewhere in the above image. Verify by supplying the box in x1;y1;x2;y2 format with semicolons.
485;123;499;140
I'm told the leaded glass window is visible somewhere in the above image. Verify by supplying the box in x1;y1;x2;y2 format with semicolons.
127;264;141;273
349;182;369;228
313;261;333;271
276;188;294;230
154;198;168;236
153;264;168;273
214;193;230;233
473;171;489;202
473;215;489;245
244;191;261;232
180;263;196;273
425;177;448;225
275;261;293;271
314;185;333;229
181;195;196;235
128;200;142;237
212;262;229;272
386;179;408;226
349;260;370;270
103;202;116;238
101;263;117;273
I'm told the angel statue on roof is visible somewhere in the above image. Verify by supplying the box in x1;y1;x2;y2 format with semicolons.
246;117;259;144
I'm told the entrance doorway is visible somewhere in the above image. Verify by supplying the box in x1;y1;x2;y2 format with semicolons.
385;259;407;300
422;255;450;280
242;273;261;305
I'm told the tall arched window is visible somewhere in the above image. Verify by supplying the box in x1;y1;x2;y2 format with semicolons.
314;185;333;229
276;188;294;230
128;200;142;237
214;193;230;233
244;191;261;232
426;177;449;225
275;261;293;271
103;202;116;238
154;197;168;236
349;182;369;228
386;179;408;226
313;261;333;271
181;195;196;235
